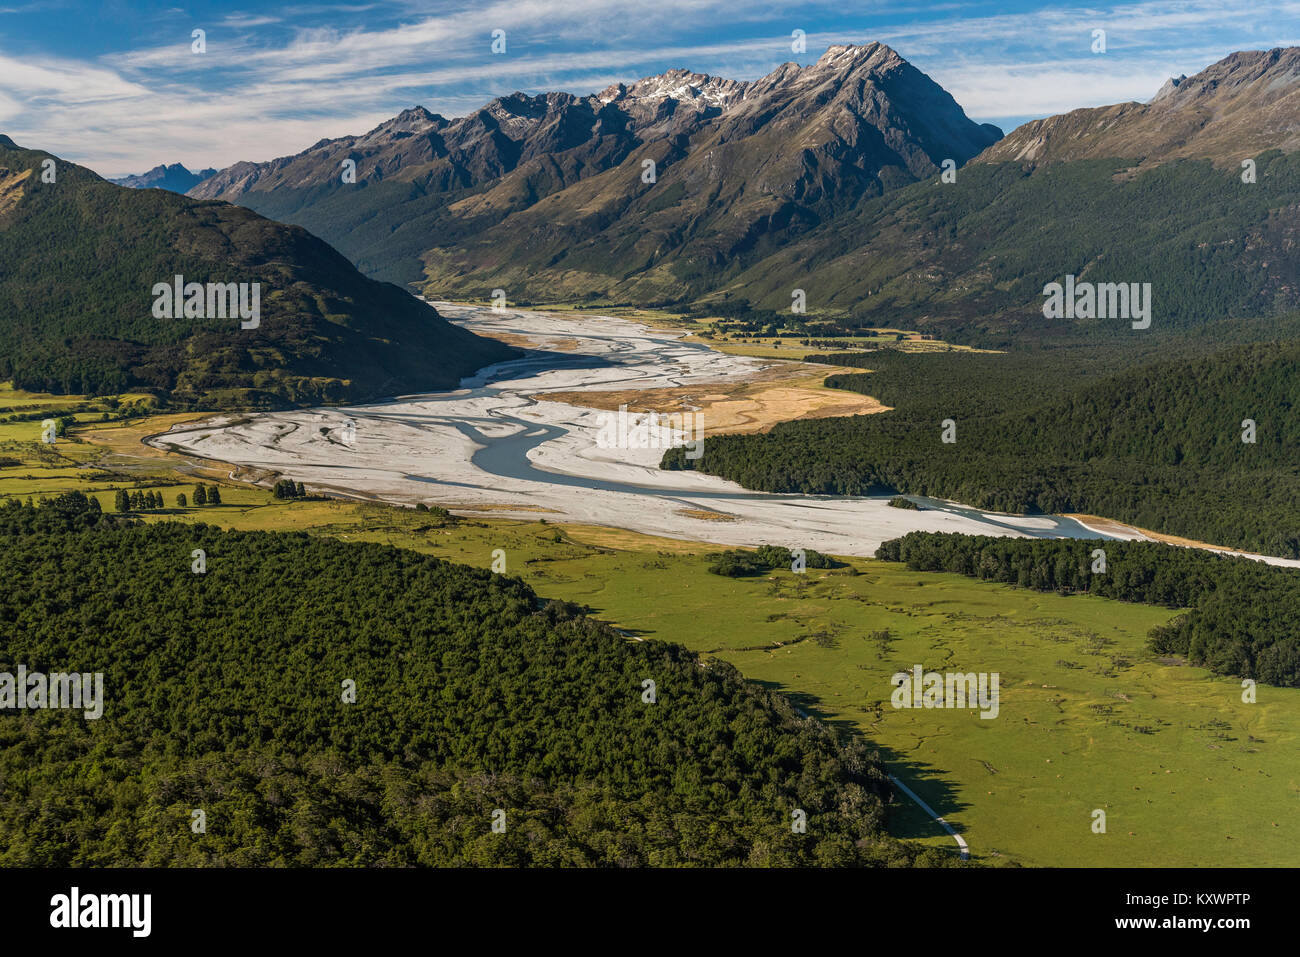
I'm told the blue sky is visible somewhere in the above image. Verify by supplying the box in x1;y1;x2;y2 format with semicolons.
2;0;1298;177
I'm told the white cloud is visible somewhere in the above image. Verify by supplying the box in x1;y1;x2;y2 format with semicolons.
0;52;150;100
220;14;283;27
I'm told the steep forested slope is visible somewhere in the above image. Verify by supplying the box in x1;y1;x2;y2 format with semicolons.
0;136;513;407
712;151;1300;339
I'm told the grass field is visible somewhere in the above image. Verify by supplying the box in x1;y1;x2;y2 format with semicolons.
686;332;989;361
6;383;1298;867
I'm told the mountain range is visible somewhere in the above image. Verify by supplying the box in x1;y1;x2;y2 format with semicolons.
983;47;1300;167
111;163;217;193
188;44;1300;343
190;43;1001;298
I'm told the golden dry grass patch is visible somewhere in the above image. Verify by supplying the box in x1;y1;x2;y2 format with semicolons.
81;413;245;482
0;167;32;219
677;508;737;522
537;364;888;435
473;329;583;352
559;523;726;554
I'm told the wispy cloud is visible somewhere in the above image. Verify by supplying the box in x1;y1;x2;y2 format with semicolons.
220;13;284;27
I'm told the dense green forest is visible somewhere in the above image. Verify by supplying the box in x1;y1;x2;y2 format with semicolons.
0;137;512;406
664;340;1300;558
876;532;1300;687
0;494;951;867
707;545;840;577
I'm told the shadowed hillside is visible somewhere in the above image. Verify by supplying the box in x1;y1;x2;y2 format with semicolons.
0;136;514;408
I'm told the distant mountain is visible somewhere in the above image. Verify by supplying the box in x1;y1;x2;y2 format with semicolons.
111;162;217;193
0;137;514;407
191;43;1002;298
980;48;1300;167
1151;74;1187;102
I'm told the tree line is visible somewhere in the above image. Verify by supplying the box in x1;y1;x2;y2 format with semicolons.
876;531;1300;687
112;484;221;511
708;545;840;577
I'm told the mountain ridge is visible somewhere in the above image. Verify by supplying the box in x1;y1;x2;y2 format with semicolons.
192;43;1000;204
978;47;1300;167
176;44;1300;336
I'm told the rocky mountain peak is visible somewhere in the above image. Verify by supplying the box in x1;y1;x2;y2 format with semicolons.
1152;74;1187;102
813;41;901;72
596;69;745;110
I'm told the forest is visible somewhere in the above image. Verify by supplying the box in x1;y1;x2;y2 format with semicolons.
0;493;955;867
877;531;1300;687
663;339;1300;558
